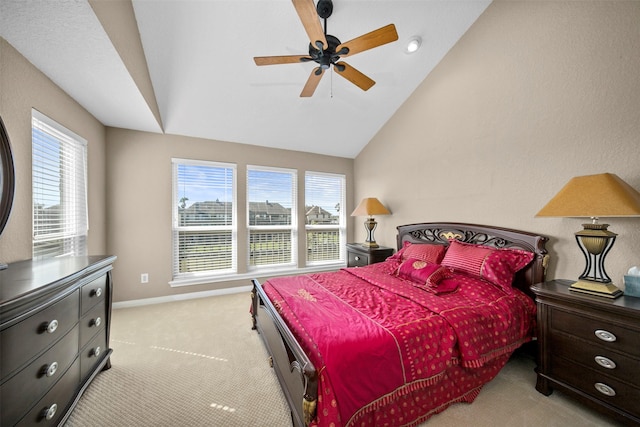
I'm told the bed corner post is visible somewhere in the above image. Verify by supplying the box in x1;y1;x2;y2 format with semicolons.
251;279;258;330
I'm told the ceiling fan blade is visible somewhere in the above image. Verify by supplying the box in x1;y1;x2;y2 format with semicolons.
336;24;399;57
254;55;311;66
300;67;325;97
292;0;328;50
334;62;375;91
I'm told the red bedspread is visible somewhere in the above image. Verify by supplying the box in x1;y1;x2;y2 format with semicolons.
261;260;536;427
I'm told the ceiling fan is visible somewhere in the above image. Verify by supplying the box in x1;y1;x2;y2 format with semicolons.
254;0;399;97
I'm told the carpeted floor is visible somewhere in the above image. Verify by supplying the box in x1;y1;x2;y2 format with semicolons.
65;292;623;427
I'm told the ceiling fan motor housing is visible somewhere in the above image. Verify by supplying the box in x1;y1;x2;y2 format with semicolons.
308;34;343;69
316;0;333;19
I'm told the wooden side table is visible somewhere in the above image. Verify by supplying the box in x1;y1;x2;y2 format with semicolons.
531;279;640;425
346;243;394;267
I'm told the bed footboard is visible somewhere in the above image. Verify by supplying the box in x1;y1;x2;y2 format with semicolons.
251;279;318;427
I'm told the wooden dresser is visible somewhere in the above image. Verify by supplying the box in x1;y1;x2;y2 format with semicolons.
0;255;116;427
531;279;640;425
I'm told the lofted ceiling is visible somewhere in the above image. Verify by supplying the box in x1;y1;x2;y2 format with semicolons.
0;0;491;158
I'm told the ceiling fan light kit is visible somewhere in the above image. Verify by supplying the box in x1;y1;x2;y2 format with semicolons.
254;0;399;97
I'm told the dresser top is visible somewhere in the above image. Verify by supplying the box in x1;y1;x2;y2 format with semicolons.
0;255;116;308
531;279;640;316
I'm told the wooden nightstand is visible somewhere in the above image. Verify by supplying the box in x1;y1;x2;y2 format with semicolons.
346;243;394;267
531;279;640;425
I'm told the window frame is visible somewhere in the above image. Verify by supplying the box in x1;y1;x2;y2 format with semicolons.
246;165;297;272
171;158;237;281
304;171;346;266
32;110;88;259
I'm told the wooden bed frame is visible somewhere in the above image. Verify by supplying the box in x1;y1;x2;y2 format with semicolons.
251;222;549;427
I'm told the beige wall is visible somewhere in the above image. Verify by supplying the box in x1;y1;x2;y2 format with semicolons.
106;128;354;302
0;38;108;263
355;1;640;288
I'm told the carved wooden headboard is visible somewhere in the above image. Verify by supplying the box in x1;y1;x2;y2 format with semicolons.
396;222;549;299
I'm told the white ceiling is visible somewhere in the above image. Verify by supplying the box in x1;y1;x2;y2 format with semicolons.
1;0;491;158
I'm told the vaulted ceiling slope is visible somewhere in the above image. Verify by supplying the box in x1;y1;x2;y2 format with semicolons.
0;0;491;158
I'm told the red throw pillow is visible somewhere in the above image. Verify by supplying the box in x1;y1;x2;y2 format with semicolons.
396;258;455;291
441;239;534;292
393;242;448;264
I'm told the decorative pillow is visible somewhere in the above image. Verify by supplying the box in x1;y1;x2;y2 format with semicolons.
396;258;455;290
440;239;534;292
392;241;448;264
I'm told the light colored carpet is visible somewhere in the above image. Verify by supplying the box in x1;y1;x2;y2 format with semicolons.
65;292;623;427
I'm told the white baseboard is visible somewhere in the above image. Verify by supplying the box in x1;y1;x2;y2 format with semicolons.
112;285;253;309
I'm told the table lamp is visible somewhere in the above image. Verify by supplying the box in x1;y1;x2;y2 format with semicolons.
536;173;640;298
351;197;390;248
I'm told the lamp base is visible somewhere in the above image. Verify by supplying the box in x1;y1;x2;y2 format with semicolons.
569;279;623;299
360;241;379;249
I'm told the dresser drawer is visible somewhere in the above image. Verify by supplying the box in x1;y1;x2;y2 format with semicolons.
1;326;79;427
79;301;106;347
16;358;80;427
81;274;107;315
550;333;640;386
550;308;640;356
80;332;107;380
1;291;79;380
348;251;369;267
551;356;640;418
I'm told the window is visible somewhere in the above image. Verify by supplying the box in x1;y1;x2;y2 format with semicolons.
32;110;88;259
305;172;346;264
247;166;296;269
172;159;236;278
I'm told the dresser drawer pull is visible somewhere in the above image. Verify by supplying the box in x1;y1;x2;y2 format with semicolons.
594;382;616;397
594;329;616;342
45;319;59;334
354;256;360;261
92;346;101;357
594;355;617;369
92;287;103;298
91;317;102;328
44;361;59;377
42;403;58;421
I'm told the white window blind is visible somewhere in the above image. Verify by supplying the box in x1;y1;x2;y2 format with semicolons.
32;110;88;259
305;172;345;264
172;159;237;278
247;166;297;269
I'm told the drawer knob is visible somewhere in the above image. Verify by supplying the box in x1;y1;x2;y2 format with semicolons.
91;317;102;328
92;346;101;357
594;355;617;370
44;361;59;377
354;256;360;261
594;329;616;342
594;382;616;397
45;319;59;334
92;287;103;298
42;403;58;421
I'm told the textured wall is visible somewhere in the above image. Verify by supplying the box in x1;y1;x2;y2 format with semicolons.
0;38;107;263
355;1;640;287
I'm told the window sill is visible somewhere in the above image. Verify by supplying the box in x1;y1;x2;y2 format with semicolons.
169;262;346;288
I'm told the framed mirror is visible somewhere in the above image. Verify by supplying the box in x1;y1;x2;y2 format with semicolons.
0;115;15;241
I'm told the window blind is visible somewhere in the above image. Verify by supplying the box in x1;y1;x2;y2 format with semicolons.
247;166;297;269
32;110;88;259
305;172;345;264
172;159;237;277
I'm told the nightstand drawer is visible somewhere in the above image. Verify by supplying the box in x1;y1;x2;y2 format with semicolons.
348;251;369;267
551;309;640;356
552;356;640;418
550;333;640;385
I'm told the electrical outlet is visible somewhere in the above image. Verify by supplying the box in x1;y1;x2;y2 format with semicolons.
141;273;149;283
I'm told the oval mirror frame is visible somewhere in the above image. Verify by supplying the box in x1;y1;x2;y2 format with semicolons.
0;115;16;237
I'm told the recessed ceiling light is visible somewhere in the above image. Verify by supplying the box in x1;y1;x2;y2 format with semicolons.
406;36;422;54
